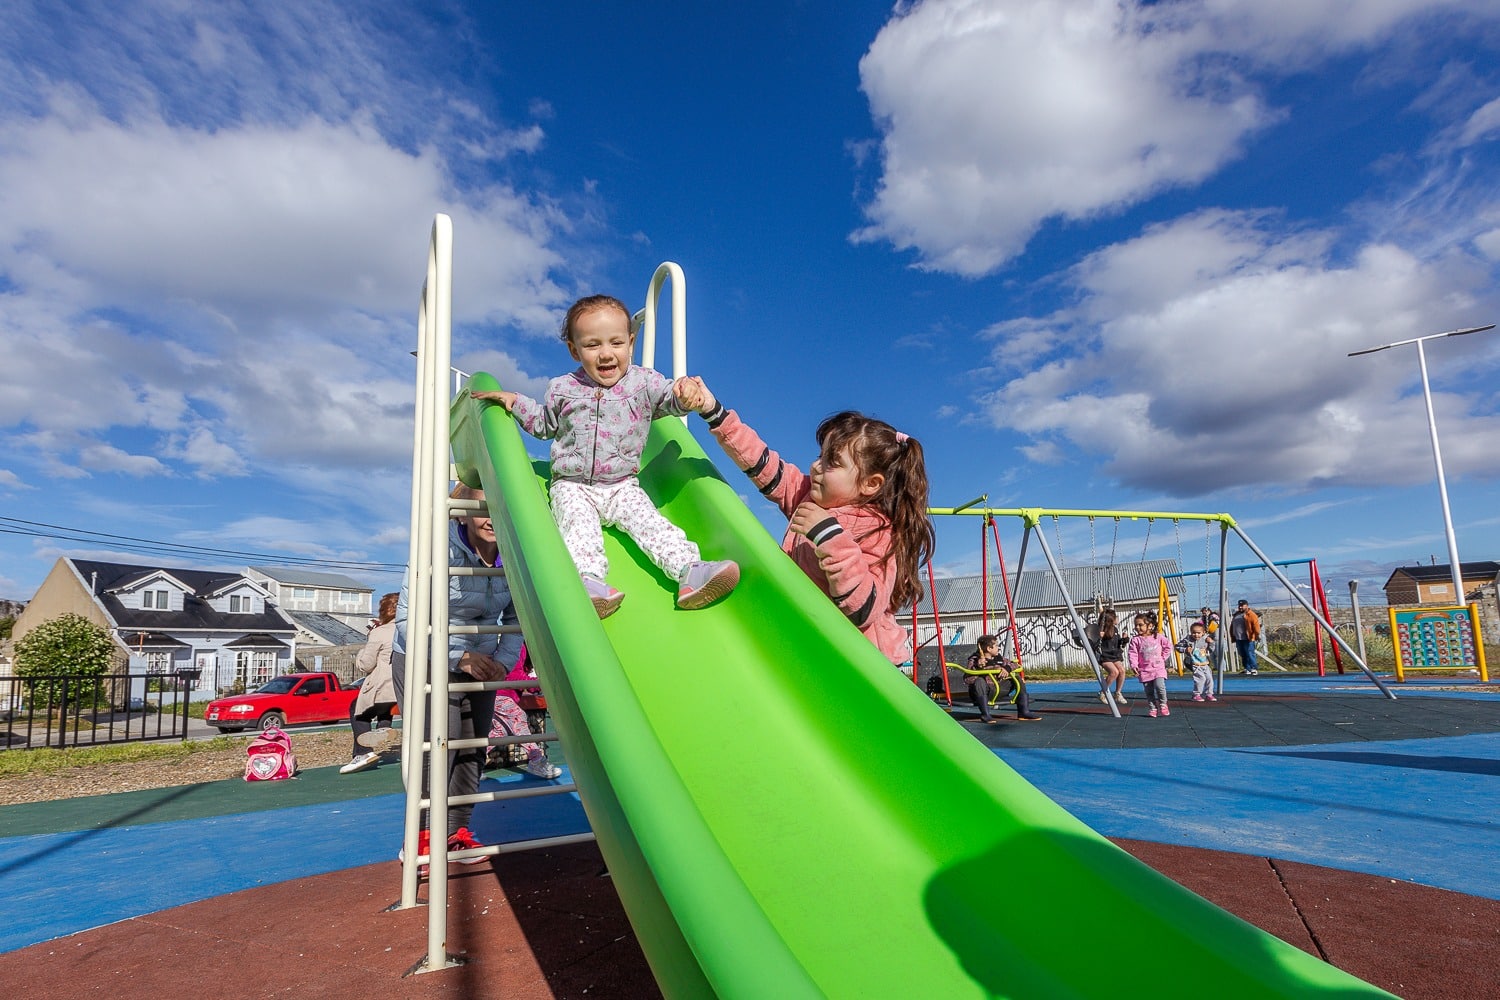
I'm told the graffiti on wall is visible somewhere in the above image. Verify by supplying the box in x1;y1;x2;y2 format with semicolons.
999;613;1087;658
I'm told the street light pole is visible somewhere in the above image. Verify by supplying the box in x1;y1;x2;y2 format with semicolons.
1349;323;1496;604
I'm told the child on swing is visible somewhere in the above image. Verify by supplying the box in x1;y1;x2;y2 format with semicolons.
473;295;739;618
676;376;933;666
1128;611;1174;717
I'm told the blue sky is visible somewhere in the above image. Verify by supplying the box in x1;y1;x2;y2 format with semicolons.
1;0;1498;614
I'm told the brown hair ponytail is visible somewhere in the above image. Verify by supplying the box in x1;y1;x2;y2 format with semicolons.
814;411;935;610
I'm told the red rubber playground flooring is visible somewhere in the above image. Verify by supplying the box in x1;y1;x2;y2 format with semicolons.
3;678;1498;998
5;839;1497;999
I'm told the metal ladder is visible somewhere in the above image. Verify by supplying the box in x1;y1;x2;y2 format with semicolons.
398;214;595;975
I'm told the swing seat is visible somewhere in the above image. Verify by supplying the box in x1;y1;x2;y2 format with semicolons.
945;662;1023;707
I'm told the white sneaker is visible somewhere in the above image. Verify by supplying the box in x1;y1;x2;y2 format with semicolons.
524;756;562;779
357;727;403;754
339;751;380;774
1114;692;1128;706
582;575;624;619
1099;691;1110;704
676;560;740;610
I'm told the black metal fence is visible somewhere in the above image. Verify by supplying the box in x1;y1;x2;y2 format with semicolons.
0;669;200;751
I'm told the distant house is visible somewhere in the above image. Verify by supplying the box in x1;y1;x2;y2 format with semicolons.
284;611;369;648
907;559;1184;671
1382;562;1500;607
10;558;299;697
244;567;374;631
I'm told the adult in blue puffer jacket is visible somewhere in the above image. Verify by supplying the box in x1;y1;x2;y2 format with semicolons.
391;484;527;868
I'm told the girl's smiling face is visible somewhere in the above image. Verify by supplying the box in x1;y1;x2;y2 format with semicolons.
567;305;634;388
1134;618;1151;634
809;443;883;508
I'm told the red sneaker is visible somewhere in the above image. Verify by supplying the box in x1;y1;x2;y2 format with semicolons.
398;829;432;878
447;826;489;865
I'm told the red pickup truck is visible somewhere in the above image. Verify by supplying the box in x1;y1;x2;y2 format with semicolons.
205;672;361;733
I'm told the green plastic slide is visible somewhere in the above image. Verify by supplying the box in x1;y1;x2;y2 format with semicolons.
451;375;1391;999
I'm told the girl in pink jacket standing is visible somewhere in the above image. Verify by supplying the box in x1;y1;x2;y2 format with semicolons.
678;377;934;666
1127;612;1174;717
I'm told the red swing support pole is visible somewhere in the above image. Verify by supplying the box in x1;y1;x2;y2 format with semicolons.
989;515;1024;668
926;559;953;704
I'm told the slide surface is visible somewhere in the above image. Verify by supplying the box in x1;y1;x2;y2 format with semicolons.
452;375;1390;999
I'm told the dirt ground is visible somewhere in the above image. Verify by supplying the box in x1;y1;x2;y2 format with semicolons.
0;730;352;806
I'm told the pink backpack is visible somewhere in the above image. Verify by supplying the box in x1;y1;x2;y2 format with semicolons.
244;727;298;781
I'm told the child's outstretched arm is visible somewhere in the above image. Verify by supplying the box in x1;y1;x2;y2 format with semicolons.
687;380;811;517
471;389;519;411
473;386;557;439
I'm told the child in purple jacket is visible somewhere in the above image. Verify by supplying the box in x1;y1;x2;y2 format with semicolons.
474;295;738;618
1127;612;1174;717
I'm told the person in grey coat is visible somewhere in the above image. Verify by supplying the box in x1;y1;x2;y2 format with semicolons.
391;484;524;868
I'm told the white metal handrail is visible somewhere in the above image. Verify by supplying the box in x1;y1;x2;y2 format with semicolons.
635;261;688;379
398;214;592;976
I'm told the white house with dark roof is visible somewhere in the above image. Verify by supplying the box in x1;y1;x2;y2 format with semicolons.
10;558;300;697
244;566;374;631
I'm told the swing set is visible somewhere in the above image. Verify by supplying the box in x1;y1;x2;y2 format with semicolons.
1162;558;1346;676
915;503;1395;719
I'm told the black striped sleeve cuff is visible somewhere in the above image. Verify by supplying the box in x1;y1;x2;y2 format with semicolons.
704;401;727;427
805;517;843;547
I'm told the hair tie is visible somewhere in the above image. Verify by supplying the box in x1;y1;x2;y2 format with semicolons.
895;431;910;446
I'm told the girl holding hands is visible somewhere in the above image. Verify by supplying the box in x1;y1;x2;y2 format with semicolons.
677;377;933;666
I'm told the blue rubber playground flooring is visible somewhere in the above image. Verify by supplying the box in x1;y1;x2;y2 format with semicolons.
2;673;1497;956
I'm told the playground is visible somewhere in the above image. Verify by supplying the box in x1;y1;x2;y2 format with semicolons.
4;228;1497;998
1;675;1498;999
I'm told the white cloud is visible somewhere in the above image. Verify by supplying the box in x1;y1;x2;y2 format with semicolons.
0;110;575;478
977;210;1500;493
77;443;170;477
0;469;28;490
854;0;1498;276
162;426;249;478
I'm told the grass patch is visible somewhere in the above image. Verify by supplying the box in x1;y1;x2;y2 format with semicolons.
0;736;241;777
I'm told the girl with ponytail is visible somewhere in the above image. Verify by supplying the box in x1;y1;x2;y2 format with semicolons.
678;378;934;666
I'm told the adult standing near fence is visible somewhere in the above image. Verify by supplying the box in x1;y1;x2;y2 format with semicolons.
340;591;401;774
392;483;521;868
1230;600;1261;675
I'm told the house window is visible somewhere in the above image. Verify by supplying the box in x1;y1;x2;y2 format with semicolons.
229;594;249;613
143;589;170;610
338;590;362;604
292;588;315;600
236;651;277;686
143;651;170;673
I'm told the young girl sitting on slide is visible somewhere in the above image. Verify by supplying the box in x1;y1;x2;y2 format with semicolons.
473;295;739;619
677;377;934;666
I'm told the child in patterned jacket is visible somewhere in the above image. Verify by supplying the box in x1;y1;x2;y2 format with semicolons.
473;294;738;618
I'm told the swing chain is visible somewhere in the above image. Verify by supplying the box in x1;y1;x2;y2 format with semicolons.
1101;518;1120;611
1088;516;1098;606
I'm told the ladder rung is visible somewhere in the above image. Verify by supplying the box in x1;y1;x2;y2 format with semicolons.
423;782;578;810
425;733;559;751
421;679;541;693
419;831;595;866
449;624;523;635
449;566;506;577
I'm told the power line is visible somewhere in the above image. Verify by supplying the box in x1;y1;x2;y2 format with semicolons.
0;517;405;573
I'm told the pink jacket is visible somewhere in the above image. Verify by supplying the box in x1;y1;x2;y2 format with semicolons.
1127;633;1174;682
709;408;910;665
